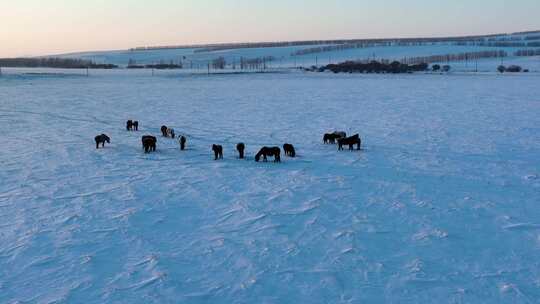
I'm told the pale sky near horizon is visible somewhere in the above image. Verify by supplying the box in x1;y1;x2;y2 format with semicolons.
0;0;539;57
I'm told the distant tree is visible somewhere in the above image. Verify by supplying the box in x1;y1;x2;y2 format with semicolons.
432;64;441;72
497;65;506;73
442;65;451;72
212;57;226;69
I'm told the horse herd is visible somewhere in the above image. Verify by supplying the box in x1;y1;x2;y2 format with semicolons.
94;121;362;162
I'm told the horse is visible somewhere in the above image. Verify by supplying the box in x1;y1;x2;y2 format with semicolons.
323;131;347;144
255;147;281;162
323;133;337;144
95;134;110;149
141;135;157;153
283;143;296;157
179;136;186;150
167;128;175;139
161;125;168;137
236;143;245;159
338;134;361;151
212;144;223;160
133;121;139;131
126;120;133;131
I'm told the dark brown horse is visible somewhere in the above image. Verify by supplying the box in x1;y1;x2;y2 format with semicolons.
95;134;110;149
212;144;223;160
142;135;157;153
283;143;296;157
255;147;281;162
161;125;168;137
338;134;361;151
236;143;245;159
126;120;133;131
179;136;186;150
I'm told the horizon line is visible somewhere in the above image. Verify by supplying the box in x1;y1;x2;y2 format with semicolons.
129;29;540;51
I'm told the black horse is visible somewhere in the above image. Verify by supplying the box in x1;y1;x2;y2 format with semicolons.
323;131;347;144
338;134;361;151
142;135;157;153
126;120;133;131
283;143;296;157
161;125;168;137
212;145;223;160
255;147;281;162
323;133;337;144
179;136;186;150
236;143;245;159
95;134;110;149
133;121;139;131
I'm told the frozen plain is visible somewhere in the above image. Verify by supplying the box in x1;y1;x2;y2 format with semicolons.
0;70;539;303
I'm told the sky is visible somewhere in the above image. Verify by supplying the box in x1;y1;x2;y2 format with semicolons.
0;0;539;57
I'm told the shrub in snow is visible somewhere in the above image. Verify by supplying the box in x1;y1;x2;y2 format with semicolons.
320;60;428;74
506;65;522;73
432;64;441;72
443;65;451;72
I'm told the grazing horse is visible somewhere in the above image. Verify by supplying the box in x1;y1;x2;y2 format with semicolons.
283;143;296;157
167;128;175;139
212;144;223;160
133;121;139;131
323;133;337;144
95;134;110;149
255;147;281;162
338;134;361;151
142;135;157;153
161;125;168;137
179;136;186;150
236;143;245;159
323;131;347;144
126;120;133;131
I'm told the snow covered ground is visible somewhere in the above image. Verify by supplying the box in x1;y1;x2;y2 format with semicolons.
1;70;539;303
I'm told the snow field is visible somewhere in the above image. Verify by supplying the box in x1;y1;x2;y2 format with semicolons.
0;71;539;303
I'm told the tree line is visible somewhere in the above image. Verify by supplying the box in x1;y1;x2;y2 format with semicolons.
0;57;117;69
130;32;526;53
400;50;507;65
514;48;540;57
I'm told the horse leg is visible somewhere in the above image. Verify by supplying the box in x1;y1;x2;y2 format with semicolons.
96;141;99;149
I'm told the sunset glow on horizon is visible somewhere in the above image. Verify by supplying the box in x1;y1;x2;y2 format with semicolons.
1;0;539;57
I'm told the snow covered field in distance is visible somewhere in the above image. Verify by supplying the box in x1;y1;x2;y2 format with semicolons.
0;70;539;303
